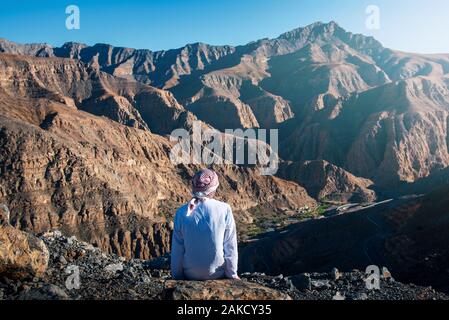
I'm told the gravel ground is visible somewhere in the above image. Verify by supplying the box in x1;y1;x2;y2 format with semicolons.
241;271;448;300
0;231;447;300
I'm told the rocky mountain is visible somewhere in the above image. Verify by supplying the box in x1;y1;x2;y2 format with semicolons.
0;38;54;57
3;21;449;187
278;160;376;203
280;75;449;187
0;53;197;135
1;21;449;299
0;53;316;260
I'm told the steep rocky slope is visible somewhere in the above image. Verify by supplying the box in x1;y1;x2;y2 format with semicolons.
240;189;449;294
280;76;449;186
381;186;449;292
0;53;196;135
278;160;376;203
1;23;449;299
3;21;449;187
0;54;316;260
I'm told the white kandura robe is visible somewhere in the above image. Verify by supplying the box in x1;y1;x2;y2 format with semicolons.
171;198;238;280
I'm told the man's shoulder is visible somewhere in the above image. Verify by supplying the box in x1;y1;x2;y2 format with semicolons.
206;198;231;210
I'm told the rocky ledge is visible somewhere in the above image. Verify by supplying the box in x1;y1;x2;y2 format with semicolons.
0;227;447;300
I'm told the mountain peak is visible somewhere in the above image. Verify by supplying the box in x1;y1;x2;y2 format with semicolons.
278;21;343;39
275;20;385;57
61;41;87;48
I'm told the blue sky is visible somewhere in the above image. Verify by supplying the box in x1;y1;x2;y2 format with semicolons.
1;0;449;53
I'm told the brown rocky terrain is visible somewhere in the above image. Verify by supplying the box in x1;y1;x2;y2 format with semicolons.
0;53;316;260
1;21;449;299
3;21;448;187
0;53;197;135
163;279;291;300
0;205;49;280
280;75;449;187
278;160;376;203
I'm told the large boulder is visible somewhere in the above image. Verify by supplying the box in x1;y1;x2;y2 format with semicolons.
163;280;292;300
0;207;49;280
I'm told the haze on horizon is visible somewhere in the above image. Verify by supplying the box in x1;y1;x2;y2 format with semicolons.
1;0;449;54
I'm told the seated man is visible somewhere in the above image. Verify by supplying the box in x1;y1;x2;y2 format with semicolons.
171;169;239;280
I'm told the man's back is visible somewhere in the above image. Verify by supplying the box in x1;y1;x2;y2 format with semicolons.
171;198;238;280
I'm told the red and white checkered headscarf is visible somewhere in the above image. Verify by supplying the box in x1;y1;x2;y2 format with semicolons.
188;169;219;215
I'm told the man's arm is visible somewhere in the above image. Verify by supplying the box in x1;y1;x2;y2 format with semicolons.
171;211;185;280
223;206;239;279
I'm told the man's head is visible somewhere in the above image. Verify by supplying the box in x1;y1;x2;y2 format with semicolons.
192;169;219;198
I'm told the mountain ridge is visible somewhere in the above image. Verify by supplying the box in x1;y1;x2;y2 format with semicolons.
1;21;449;298
0;52;318;260
1;21;449;261
3;21;449;187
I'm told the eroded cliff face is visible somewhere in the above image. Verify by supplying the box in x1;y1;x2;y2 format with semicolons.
280;77;449;187
0;103;181;260
2;20;449;264
0;54;316;260
0;53;197;135
4;21;449;187
3;22;449;187
278;160;376;203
